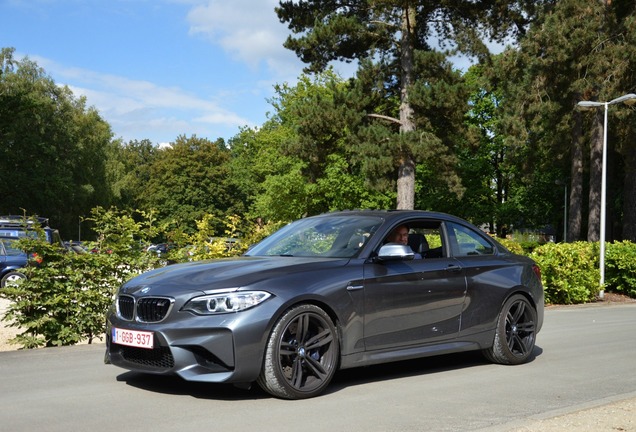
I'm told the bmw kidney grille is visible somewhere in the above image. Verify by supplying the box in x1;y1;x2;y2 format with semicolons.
117;294;173;323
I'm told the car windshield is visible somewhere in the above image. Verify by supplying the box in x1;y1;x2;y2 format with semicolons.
246;215;383;258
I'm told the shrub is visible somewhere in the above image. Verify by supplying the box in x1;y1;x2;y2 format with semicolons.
530;242;600;305
494;237;525;255
0;208;281;349
172;214;283;262
0;208;164;348
605;241;636;297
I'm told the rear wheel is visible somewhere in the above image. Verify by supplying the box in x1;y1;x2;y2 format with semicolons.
257;304;339;399
483;294;537;364
1;271;26;288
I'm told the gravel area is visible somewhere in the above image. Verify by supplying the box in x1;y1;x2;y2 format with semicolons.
0;297;19;351
505;396;636;432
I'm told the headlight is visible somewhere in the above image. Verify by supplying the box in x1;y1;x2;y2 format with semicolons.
182;291;272;315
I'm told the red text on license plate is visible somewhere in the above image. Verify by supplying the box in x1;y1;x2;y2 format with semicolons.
112;327;154;349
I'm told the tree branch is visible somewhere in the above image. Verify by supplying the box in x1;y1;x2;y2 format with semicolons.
367;113;402;125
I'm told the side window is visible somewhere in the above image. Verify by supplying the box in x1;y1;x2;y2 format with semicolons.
448;223;494;256
4;240;23;256
405;221;445;259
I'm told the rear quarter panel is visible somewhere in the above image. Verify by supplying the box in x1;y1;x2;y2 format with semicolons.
455;254;544;338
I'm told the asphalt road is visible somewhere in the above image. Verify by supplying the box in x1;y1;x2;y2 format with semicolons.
1;304;635;432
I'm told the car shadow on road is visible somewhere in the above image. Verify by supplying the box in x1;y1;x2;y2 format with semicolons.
117;346;543;400
116;372;266;400
328;345;542;395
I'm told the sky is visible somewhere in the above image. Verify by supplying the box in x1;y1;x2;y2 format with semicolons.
0;0;336;146
1;0;484;147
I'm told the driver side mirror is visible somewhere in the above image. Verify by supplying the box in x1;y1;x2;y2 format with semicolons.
376;243;415;262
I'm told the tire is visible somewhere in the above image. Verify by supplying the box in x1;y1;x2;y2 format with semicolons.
257;304;339;399
483;294;537;365
1;271;26;288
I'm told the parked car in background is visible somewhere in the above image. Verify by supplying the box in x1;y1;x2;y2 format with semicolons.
105;210;544;399
0;236;29;287
0;216;62;287
63;241;87;254
0;216;62;246
146;243;175;256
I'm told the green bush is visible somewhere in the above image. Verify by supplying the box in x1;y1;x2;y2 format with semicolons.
605;241;636;297
1;208;164;348
494;237;525;255
173;214;283;262
530;242;600;305
0;208;279;349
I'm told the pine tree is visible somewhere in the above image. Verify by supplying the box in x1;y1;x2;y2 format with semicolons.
277;0;547;209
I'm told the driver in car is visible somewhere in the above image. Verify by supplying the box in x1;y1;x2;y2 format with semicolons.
386;224;421;258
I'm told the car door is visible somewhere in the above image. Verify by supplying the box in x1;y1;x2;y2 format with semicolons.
444;221;512;333
361;222;467;351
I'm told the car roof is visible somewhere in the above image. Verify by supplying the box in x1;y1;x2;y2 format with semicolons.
312;209;471;224
0;215;50;227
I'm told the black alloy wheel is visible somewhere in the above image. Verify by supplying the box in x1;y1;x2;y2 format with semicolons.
258;304;339;399
483;294;537;365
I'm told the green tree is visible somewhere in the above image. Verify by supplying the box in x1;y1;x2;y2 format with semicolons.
106;138;158;211
0;47;114;237
430;64;511;232
229;122;303;221
277;0;548;209
342;56;469;213
138;135;234;235
495;0;636;241
1;208;164;348
230;72;393;221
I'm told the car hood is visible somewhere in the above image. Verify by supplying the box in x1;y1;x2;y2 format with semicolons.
120;256;350;296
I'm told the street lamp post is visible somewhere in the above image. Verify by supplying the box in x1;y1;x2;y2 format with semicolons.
78;216;84;242
577;93;636;299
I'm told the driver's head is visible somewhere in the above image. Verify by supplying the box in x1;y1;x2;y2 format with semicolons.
387;225;409;245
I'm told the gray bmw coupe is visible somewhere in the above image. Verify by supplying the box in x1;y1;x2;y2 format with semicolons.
105;210;544;399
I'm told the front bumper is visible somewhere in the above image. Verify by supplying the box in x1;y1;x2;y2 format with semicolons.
105;303;276;384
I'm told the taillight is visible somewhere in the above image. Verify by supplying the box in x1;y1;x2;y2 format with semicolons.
532;264;541;281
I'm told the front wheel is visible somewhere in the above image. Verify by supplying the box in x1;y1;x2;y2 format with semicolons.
1;271;26;288
483;294;537;365
257;304;339;399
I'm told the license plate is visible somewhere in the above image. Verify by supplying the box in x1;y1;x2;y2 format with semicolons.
112;327;154;349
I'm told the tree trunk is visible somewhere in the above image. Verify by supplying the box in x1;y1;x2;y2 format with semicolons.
622;144;636;240
587;109;603;241
568;109;584;241
396;5;416;210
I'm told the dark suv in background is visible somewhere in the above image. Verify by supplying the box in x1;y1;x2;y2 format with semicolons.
0;236;30;287
0;216;62;287
0;216;62;245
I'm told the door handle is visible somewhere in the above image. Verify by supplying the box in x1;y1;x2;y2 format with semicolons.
446;265;462;273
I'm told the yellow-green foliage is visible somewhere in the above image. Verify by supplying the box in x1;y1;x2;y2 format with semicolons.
178;214;283;261
605;241;636;297
530;242;600;305
494;237;524;255
426;234;442;249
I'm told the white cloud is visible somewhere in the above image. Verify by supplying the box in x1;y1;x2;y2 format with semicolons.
185;0;302;79
31;55;253;143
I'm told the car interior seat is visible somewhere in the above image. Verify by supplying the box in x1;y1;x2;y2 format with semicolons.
407;233;429;255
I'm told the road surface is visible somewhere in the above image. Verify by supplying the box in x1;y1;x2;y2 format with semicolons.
1;303;635;431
